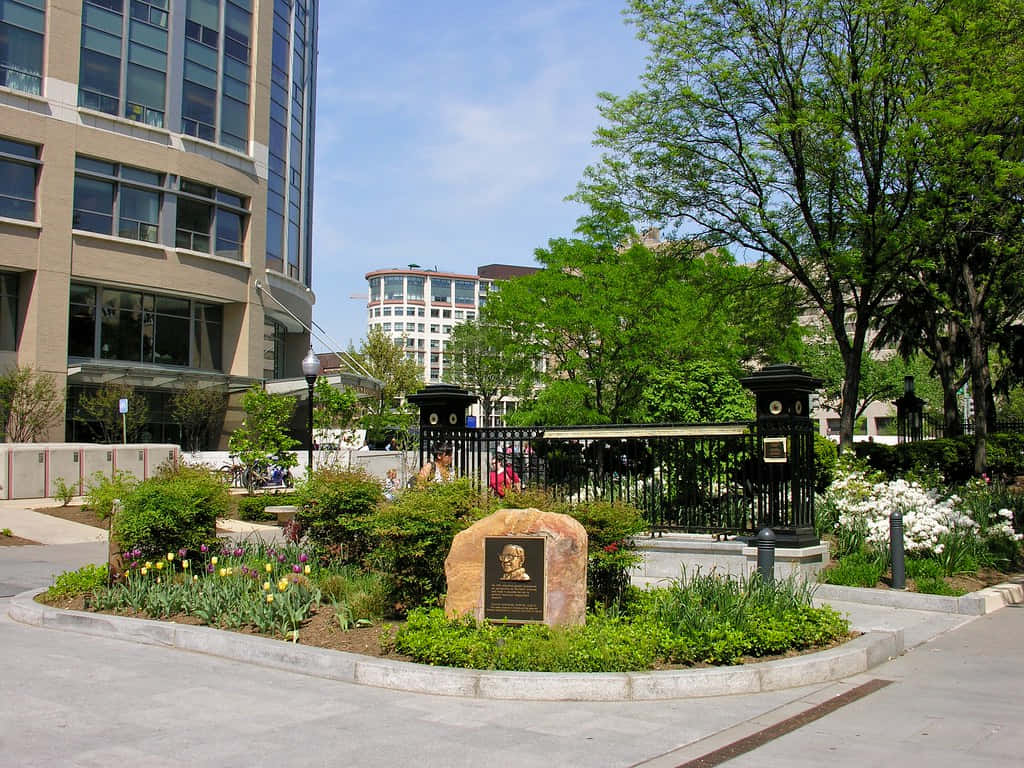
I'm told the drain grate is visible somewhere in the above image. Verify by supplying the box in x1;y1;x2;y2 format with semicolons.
674;678;893;768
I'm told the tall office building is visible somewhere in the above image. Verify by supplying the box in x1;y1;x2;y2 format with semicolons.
0;0;318;445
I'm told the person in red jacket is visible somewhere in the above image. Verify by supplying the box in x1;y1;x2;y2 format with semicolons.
488;451;521;498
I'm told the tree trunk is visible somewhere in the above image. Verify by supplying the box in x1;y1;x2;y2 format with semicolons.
963;261;989;475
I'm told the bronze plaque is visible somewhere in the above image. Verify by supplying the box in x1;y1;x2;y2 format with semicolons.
483;536;545;623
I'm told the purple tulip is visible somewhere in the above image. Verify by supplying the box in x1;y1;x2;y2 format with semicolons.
277;554;286;563
299;553;308;563
234;547;243;557
200;544;208;553
292;564;301;573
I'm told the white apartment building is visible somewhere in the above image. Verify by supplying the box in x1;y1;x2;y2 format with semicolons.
364;264;537;426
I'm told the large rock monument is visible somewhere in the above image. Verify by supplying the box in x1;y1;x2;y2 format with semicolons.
444;508;588;626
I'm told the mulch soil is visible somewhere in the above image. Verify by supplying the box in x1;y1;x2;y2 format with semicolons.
0;532;41;546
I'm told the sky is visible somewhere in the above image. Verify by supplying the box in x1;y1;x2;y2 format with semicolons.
309;0;650;351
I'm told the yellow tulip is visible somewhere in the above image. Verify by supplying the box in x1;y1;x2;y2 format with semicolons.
145;561;152;569
262;581;270;591
182;560;190;570
266;594;274;603
140;567;148;576
265;563;273;573
166;552;174;561
211;556;218;565
156;577;161;584
226;567;233;576
219;568;226;577
303;565;311;575
277;580;288;592
192;575;198;582
156;562;164;570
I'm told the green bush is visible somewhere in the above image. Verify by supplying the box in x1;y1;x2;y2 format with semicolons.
112;464;227;558
294;469;383;562
237;492;299;522
818;551;886;587
393;570;849;671
813;434;838;493
53;476;76;506
44;563;108;600
317;565;392;626
83;470;139;520
554;499;647;609
369;478;489;610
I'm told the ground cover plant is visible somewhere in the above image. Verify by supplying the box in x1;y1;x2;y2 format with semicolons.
393;569;848;671
40;468;851;671
817;457;1024;594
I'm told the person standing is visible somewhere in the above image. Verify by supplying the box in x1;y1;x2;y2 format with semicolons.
488;451;521;497
417;443;454;485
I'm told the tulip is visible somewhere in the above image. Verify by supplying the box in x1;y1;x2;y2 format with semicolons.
167;552;174;561
265;563;273;573
141;567;148;576
292;565;301;573
182;560;190;570
299;552;308;564
219;568;226;577
200;544;208;553
266;594;274;603
156;562;164;570
304;565;311;575
211;556;218;565
263;582;271;591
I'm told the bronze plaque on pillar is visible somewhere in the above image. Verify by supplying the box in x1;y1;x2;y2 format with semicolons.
483;536;545;623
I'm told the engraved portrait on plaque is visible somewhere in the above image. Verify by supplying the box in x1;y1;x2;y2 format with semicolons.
484;536;545;623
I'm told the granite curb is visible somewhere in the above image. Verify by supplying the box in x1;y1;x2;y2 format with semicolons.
814;578;1024;615
8;588;902;701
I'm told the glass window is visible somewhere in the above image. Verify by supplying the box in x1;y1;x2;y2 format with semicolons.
384;276;403;301
118;185;159;241
101;289;144;361
0;272;18;351
125;62;165;127
79;48;121;115
0;0;45;94
455;280;475;304
407;276;424;301
368;277;380;302
73;176;115;234
0;138;38;220
216;208;243;260
193;302;222;369
152;296;189;365
176;197;211;252
431;278;451;303
181;80;216;141
68;283;97;358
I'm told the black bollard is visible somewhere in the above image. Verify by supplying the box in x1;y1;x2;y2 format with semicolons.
756;527;776;583
890;510;906;590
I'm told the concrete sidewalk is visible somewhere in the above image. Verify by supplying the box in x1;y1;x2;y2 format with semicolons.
0;497;282;546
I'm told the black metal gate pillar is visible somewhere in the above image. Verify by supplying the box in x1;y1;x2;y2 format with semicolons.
740;364;823;547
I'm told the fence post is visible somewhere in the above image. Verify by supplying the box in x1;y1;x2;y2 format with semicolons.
890;510;906;590
756;527;776;582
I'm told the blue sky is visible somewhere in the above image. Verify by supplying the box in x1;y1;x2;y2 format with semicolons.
310;0;649;350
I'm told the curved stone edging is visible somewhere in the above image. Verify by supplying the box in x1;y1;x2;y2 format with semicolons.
8;589;903;701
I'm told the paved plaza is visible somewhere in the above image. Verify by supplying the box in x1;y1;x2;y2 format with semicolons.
1;502;1022;767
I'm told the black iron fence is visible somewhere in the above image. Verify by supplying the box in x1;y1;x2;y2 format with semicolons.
419;422;802;537
922;416;1024;441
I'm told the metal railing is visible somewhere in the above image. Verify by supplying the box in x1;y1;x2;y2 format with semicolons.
420;423;776;537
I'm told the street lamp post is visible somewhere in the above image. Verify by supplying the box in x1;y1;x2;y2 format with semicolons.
301;347;319;474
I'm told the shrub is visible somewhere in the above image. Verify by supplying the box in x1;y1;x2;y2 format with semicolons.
237;492;299;522
294;469;383;562
317;566;392;626
53;477;76;507
813;433;838;493
44;563;108;600
818;551;886;587
83;470;139;520
368;478;488;610
112;464;227;558
555;499;647;609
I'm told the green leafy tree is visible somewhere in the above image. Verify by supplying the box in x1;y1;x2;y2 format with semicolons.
490;205;801;425
227;385;298;493
312;376;359;446
887;0;1024;471
77;382;150;443
0;366;64;442
639;360;752;424
170;384;228;451
445;319;536;426
348;326;423;443
581;0;923;449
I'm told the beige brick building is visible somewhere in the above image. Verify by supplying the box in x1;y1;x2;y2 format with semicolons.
0;0;318;446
